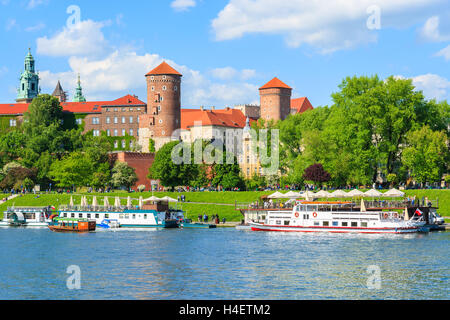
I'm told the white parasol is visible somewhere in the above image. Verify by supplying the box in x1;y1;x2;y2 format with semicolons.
383;188;405;198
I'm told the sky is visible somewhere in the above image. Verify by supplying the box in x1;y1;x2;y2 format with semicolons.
0;0;450;109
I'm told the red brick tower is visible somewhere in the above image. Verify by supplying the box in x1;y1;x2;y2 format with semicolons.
145;62;182;139
259;77;292;122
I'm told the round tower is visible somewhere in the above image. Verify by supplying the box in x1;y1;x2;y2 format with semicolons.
259;77;292;122
145;61;182;139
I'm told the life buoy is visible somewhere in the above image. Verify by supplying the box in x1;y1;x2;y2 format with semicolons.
313;212;318;218
295;212;300;218
383;213;389;219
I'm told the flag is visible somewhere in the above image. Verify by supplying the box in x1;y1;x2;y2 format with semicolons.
415;209;423;216
51;206;56;210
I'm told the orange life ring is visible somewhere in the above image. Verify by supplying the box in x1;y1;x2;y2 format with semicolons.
383;213;389;219
313;212;318;218
295;212;300;218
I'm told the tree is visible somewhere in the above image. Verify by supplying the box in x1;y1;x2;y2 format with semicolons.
49;152;94;188
23;94;63;132
303;164;331;186
402;126;449;185
0;165;36;190
111;162;138;190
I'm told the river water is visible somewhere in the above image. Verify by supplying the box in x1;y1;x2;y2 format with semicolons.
0;228;448;300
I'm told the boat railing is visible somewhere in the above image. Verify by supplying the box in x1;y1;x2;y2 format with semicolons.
364;199;438;209
235;202;295;210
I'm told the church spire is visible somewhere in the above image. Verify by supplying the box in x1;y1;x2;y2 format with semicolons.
73;73;86;102
16;48;39;103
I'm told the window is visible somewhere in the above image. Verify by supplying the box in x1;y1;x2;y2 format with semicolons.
129;116;134;124
87;214;91;219
342;222;348;227
122;117;126;124
114;117;118;124
162;86;167;91
323;221;329;227
361;222;368;228
93;130;100;137
314;221;320;226
114;129;118;137
158;106;161;112
160;96;164;102
106;117;111;124
122;129;126;136
71;213;75;218
129;129;134;136
114;108;118;112
76;118;83;125
351;222;358;227
92;118;100;125
162;75;166;80
9;119;17;127
332;221;339;227
144;214;147;219
276;220;281;225
95;214;99;219
122;140;126;148
22;83;25;90
105;214;109;219
31;83;35;91
151;76;154;80
79;214;83;218
151;86;155;91
130;141;134;149
284;221;290;226
106;130;111;137
114;141;118;148
159;119;163;124
174;86;178;91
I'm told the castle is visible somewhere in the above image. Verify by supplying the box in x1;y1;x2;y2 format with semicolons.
0;50;314;188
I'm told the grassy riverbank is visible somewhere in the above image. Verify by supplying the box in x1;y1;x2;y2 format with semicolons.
0;189;449;222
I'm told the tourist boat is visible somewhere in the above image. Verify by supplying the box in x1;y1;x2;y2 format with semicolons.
57;196;183;229
0;207;52;228
48;216;96;233
250;201;426;234
180;219;217;229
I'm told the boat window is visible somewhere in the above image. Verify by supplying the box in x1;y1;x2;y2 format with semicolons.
87;214;91;219
314;221;320;226
342;222;348;227
284;221;290;226
276;220;281;225
105;214;109;219
125;214;129;219
144;214;147;219
361;222;368;228
95;214;99;219
323;221;329;227
71;213;75;218
332;221;339;227
79;214;83;218
119;214;124;219
351;222;358;227
132;215;136;219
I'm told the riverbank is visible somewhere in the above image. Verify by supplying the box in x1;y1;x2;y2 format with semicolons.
0;189;449;222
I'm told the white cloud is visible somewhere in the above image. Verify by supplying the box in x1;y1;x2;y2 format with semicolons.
210;67;257;81
25;22;45;32
212;0;447;54
171;0;196;12
419;16;450;42
5;18;17;31
436;44;450;61
36;20;109;57
397;73;450;101
26;0;47;9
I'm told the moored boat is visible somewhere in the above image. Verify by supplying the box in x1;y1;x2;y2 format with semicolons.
180;219;217;229
48;216;96;233
0;207;52;228
249;201;426;234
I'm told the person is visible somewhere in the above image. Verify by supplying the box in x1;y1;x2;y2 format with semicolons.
222;218;226;224
216;215;220;224
198;214;202;223
203;214;208;223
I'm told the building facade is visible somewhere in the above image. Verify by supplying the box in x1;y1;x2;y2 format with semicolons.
259;77;292;122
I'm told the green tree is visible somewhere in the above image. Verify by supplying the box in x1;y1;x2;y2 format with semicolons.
49;152;94;188
402;126;449;185
23;94;63;132
111;162;138;190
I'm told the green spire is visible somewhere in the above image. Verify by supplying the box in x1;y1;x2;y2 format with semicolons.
16;48;39;103
73;73;86;102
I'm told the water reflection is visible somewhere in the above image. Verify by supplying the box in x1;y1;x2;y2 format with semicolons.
0;228;448;299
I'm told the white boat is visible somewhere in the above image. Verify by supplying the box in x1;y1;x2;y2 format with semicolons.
250;201;426;234
0;207;52;228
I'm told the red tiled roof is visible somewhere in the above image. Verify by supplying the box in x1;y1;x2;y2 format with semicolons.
259;77;292;90
146;62;182;76
291;97;314;114
0;95;147;116
181;108;252;130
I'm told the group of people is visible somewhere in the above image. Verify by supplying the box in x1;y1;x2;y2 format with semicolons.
198;213;226;224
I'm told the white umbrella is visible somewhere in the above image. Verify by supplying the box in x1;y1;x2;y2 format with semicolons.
127;196;132;207
364;189;383;197
69;196;74;207
301;191;315;201
330;190;348;198
383;188;405;198
104;197;110;207
81;196;86;207
92;196;98;207
268;192;286;199
114;197;121;207
361;199;367;212
284;191;301;199
347;189;365;197
144;196;162;202
139;196;143;208
161;196;178;203
315;190;331;198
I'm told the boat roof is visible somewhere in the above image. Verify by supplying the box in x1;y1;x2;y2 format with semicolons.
298;201;353;205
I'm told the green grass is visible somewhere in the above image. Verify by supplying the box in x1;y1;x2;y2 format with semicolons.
0;189;449;222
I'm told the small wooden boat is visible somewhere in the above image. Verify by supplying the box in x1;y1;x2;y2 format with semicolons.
180;219;217;229
48;216;96;233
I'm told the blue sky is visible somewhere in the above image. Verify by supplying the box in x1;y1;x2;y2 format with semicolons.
1;0;449;108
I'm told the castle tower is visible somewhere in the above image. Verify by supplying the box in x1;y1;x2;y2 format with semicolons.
16;48;40;103
52;80;68;103
140;61;182;151
259;77;292;122
73;74;86;102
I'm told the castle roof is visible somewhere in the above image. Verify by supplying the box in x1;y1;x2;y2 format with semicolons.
181;108;255;130
0;94;145;115
259;77;292;90
291;97;314;114
146;62;182;77
52;81;65;96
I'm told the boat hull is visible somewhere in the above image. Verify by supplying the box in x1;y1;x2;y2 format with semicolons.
48;221;96;233
181;223;217;229
250;223;419;234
